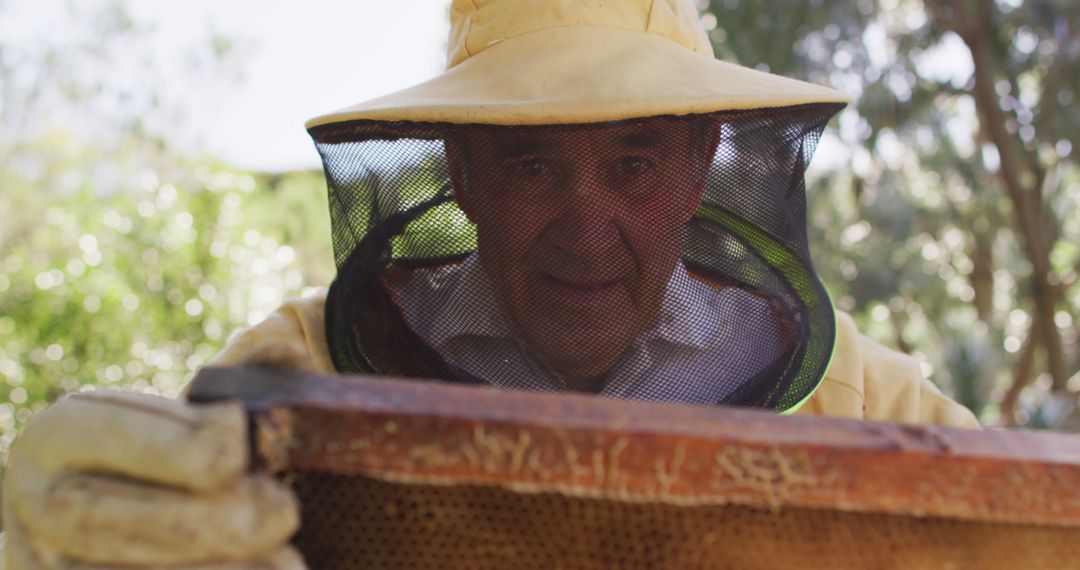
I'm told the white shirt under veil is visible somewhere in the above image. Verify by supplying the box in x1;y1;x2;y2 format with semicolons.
390;253;784;405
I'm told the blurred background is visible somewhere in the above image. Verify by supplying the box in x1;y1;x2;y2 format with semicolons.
0;0;1077;468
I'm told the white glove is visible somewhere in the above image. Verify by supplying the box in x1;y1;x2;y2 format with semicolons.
2;390;304;569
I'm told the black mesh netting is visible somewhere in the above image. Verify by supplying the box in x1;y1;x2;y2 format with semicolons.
310;103;844;412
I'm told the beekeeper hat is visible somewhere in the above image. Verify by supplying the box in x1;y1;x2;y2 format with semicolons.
306;0;849;128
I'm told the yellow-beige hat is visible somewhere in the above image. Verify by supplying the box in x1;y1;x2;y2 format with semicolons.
311;0;846;414
306;0;849;128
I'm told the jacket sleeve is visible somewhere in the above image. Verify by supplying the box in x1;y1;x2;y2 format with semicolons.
858;331;981;428
201;289;335;375
796;311;981;428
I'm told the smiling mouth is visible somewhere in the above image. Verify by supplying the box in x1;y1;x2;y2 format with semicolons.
540;273;622;303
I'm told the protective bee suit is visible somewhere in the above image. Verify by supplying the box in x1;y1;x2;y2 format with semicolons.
209;290;978;426
1;1;977;568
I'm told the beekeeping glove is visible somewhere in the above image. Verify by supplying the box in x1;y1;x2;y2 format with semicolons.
2;390;304;569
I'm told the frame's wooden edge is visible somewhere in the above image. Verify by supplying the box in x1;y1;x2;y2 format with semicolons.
189;366;1080;527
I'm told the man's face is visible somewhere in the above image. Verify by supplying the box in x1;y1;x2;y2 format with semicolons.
451;120;709;390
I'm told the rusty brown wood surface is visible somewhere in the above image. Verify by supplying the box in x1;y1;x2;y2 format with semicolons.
188;366;1080;527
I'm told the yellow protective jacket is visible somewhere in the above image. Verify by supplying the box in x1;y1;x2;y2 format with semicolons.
208;290;980;428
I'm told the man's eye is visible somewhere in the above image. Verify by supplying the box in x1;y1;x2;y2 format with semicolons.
617;156;653;176
513;158;552;177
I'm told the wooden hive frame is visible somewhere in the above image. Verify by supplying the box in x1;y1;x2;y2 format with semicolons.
189;366;1080;569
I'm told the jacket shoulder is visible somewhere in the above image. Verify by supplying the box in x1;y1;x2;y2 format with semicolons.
795;311;980;428
201;289;334;375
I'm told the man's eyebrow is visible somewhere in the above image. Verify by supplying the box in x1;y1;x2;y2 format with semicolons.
492;139;558;160
615;130;664;150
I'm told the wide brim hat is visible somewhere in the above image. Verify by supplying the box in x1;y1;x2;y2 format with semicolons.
307;0;848;414
306;0;850;128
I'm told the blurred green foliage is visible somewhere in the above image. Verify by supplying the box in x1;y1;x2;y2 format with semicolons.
703;0;1080;427
0;1;333;468
0;133;333;460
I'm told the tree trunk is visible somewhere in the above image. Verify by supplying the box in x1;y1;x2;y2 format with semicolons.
1000;329;1038;426
930;0;1069;394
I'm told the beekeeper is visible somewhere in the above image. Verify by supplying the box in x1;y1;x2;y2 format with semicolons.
1;0;980;567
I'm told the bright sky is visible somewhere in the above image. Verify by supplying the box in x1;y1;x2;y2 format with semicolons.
139;0;452;172
4;0;451;172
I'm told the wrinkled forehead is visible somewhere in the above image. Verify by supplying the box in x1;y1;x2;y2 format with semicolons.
456;117;708;158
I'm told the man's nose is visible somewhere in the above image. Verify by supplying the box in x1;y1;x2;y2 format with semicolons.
545;166;620;257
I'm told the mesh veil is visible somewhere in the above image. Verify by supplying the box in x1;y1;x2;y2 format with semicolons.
310;103;842;412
